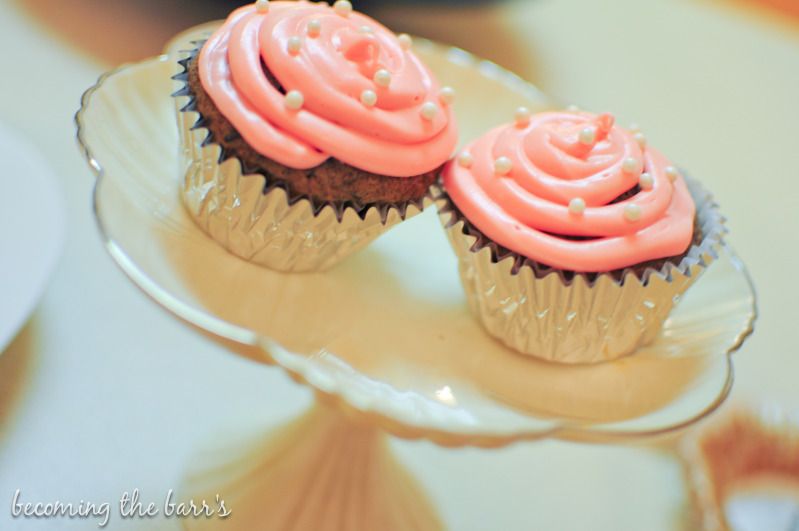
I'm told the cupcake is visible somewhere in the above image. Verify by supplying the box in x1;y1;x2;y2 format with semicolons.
173;0;457;272
681;405;799;531
438;109;724;363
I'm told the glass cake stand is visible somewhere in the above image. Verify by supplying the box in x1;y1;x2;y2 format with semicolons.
75;24;757;531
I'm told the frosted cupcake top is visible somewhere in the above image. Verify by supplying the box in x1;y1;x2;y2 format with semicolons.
442;110;696;272
198;0;458;177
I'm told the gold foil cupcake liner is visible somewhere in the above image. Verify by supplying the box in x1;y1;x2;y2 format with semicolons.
681;405;799;531
435;179;725;364
172;49;425;273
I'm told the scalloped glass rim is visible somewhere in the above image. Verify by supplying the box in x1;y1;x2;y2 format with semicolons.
75;30;757;447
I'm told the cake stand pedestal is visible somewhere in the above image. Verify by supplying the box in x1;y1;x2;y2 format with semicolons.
183;402;441;531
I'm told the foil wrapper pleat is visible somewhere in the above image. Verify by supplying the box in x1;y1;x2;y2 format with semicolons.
436;180;725;364
173;53;422;273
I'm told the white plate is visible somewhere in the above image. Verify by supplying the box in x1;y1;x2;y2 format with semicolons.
0;123;65;352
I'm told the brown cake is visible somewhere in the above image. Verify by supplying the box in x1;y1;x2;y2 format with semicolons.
438;109;725;363
173;1;458;272
437;184;706;283
182;48;440;212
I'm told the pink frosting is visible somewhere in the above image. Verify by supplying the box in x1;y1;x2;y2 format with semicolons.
443;111;696;272
198;2;457;177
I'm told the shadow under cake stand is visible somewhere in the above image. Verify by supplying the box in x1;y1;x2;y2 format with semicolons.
76;25;758;531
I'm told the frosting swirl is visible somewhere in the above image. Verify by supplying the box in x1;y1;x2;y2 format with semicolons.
443;111;696;272
198;1;457;176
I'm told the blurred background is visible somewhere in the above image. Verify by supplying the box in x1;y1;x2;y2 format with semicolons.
1;0;798;529
16;0;799;88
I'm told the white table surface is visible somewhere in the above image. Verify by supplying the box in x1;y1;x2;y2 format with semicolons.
0;0;796;529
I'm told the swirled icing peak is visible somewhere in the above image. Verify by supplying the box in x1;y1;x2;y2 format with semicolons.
443;110;696;272
198;1;458;177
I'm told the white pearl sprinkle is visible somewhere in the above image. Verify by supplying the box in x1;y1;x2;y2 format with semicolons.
494;156;513;176
287;36;302;55
333;0;352;16
458;151;473;168
633;132;647;148
624;204;642;222
566;104;580;112
439;86;455;105
514;106;532;127
622;157;639;174
578;127;596;145
284;90;304;110
629;122;640;132
307;19;321;37
420;102;438;121
665;166;680;182
569;197;586;215
398;33;413;50
358;25;373;34
360;89;377;107
373;69;392;87
255;0;270;13
639;172;654;190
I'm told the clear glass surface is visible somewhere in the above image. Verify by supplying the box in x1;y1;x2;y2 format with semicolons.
76;29;757;447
